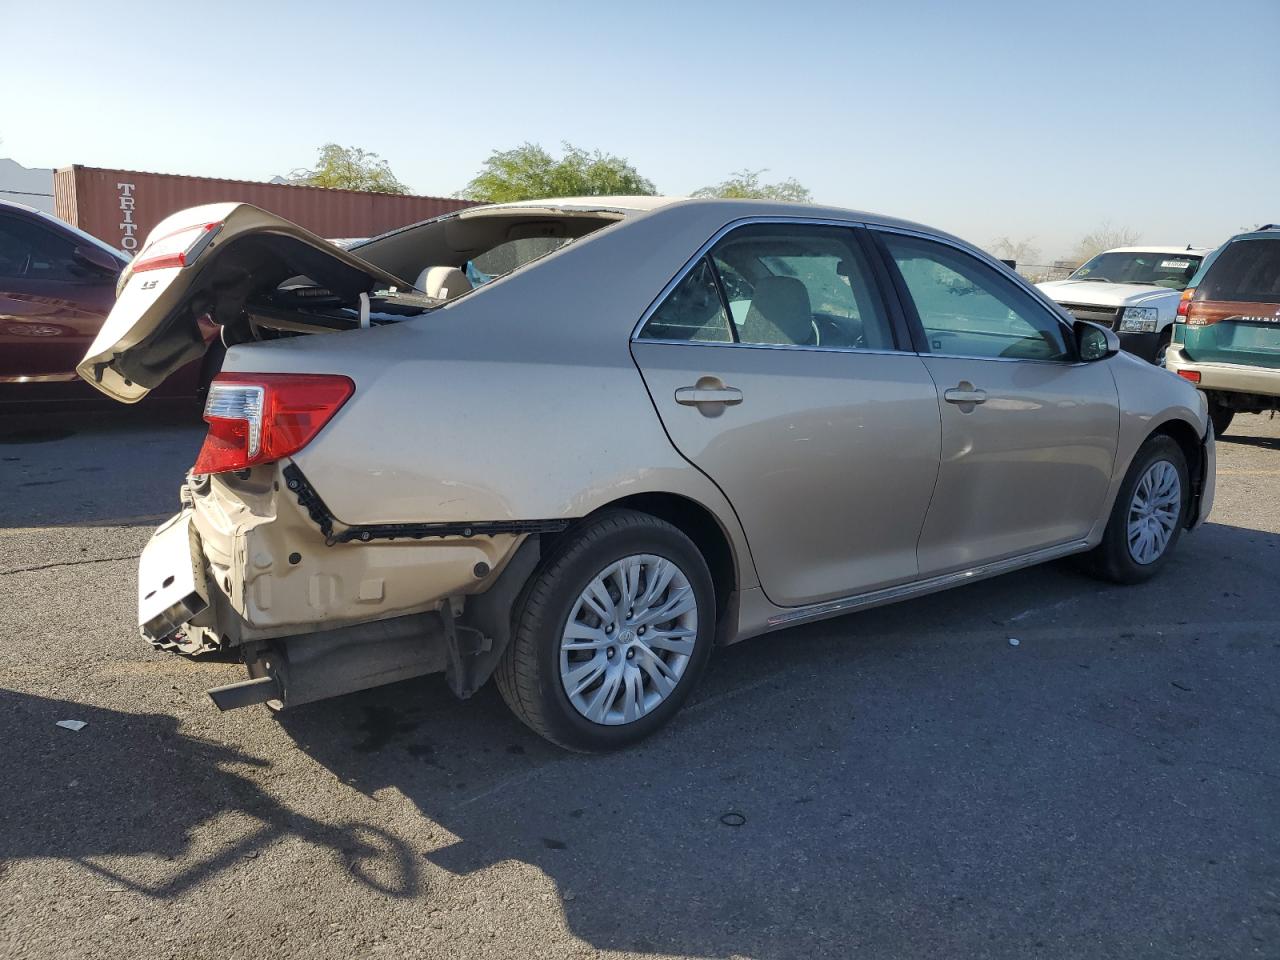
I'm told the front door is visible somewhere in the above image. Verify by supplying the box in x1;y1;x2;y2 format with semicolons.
631;222;941;607
0;213;116;383
873;230;1120;575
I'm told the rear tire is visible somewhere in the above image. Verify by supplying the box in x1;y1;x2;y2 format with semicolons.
495;509;715;752
1081;435;1189;585
1207;395;1234;437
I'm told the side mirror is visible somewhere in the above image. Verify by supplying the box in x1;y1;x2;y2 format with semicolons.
73;244;121;276
1075;320;1120;361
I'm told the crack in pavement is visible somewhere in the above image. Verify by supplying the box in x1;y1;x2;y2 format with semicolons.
0;554;140;576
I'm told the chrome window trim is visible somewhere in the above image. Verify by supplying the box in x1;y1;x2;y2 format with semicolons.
867;223;1083;363
632;338;908;358
631;215;904;354
630;215;1089;364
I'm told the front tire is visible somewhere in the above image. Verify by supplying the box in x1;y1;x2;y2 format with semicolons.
495;510;715;751
1082;435;1189;584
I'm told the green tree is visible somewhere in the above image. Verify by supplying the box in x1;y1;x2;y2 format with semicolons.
692;169;812;202
291;144;410;194
461;142;656;202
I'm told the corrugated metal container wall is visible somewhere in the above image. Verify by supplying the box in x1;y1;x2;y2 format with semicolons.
54;165;474;253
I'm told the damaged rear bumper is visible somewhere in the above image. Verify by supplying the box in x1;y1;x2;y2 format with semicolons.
136;462;549;709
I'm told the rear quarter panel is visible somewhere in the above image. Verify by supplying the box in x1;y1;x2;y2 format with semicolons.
219;202;767;592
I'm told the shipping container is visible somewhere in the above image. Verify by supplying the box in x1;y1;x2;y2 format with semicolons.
53;165;473;254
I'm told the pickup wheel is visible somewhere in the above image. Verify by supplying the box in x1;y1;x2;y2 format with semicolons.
1207;394;1234;437
1081;435;1188;585
495;509;715;752
1155;329;1172;367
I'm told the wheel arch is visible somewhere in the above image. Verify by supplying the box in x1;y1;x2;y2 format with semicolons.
1144;416;1206;530
1149;416;1203;484
581;492;740;628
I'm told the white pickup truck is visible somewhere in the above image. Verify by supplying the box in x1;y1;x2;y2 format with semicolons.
1038;246;1211;365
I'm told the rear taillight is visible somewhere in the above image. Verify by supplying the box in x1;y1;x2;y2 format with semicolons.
133;221;222;273
193;373;354;475
1176;288;1194;318
1176;369;1201;384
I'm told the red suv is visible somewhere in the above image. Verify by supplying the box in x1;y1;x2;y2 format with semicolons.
0;199;213;407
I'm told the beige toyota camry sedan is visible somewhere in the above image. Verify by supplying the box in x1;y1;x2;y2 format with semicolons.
79;196;1215;751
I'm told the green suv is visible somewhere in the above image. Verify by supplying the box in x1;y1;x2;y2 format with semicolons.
1166;225;1280;435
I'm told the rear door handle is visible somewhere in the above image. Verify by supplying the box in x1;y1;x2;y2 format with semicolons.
675;385;743;406
943;384;987;405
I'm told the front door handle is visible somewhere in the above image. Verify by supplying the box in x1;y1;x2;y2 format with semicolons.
943;382;987;406
675;386;743;406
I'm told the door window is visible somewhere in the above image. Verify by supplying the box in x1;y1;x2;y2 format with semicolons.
881;232;1072;361
0;216;81;282
637;257;733;343
710;224;894;350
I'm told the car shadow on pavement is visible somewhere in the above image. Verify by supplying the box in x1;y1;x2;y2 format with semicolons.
0;406;204;528
0;690;420;900
270;520;1280;957
1219;431;1280;452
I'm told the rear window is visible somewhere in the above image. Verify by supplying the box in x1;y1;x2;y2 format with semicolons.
1199;238;1280;304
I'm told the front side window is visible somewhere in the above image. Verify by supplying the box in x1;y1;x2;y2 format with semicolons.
710;223;893;350
638;257;733;343
881;233;1071;362
0;216;81;282
1071;250;1203;290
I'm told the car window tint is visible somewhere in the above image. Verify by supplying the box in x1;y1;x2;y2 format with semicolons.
0;216;81;282
1198;238;1280;304
708;224;893;350
638;257;733;343
882;233;1071;361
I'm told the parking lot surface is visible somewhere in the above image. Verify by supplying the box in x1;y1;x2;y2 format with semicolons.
2;406;1277;960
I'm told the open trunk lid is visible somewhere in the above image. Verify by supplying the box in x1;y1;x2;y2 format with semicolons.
76;203;415;402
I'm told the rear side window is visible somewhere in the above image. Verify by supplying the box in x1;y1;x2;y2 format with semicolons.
0;215;80;282
1199;239;1280;304
710;223;894;350
638;257;733;343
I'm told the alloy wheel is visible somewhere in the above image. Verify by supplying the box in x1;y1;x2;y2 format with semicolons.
559;554;698;725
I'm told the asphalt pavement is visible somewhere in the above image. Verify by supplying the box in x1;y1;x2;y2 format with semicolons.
2;407;1278;960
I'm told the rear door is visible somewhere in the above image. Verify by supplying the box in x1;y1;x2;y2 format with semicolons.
631;221;941;607
76;203;410;403
872;229;1119;575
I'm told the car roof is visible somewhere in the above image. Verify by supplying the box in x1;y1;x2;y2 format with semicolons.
460;195;945;238
1102;246;1213;255
0;196;45;216
467;195;687;215
1226;225;1280;242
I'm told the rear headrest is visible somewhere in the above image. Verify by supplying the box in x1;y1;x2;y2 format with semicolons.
415;265;471;301
742;275;813;345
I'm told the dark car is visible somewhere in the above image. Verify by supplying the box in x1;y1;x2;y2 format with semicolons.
1166;225;1280;435
0;199;215;407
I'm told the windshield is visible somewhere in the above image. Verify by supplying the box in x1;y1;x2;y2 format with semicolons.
1070;251;1203;290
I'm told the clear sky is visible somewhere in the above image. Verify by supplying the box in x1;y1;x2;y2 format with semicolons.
4;0;1277;260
